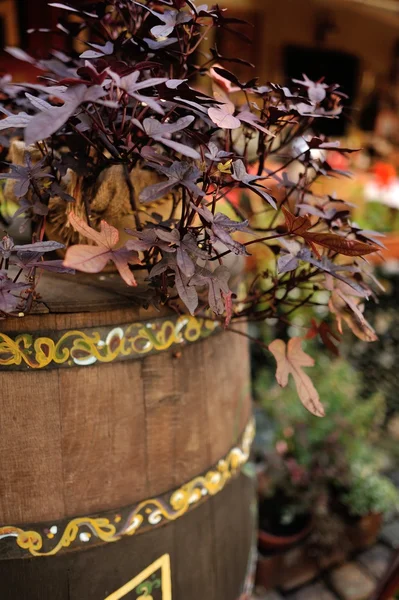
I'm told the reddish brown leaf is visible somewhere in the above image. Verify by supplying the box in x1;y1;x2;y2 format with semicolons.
281;207;379;256
268;337;325;417
281;206;312;235
303;232;379;257
319;321;341;356
328;290;377;342
305;318;319;341
306;318;340;356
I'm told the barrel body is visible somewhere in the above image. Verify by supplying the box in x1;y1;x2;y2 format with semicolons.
0;293;254;600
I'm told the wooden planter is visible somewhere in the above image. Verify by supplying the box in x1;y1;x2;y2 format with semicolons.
0;274;255;600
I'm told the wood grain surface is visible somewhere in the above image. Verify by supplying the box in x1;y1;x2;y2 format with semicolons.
0;274;251;521
0;274;254;599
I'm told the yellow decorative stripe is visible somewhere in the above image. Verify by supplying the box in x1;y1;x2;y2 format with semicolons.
0;419;254;558
105;554;171;600
0;315;219;370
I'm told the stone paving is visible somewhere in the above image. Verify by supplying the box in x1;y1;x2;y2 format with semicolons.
253;492;399;600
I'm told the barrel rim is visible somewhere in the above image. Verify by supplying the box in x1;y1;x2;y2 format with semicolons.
0;313;220;370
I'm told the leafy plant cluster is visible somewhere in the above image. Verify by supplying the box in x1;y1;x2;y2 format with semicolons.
0;0;383;407
255;356;399;519
346;270;399;418
341;467;399;518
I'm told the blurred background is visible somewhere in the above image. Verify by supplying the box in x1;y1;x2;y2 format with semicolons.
1;0;399;598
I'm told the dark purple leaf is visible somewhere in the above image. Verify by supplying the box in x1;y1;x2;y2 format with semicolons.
176;244;195;277
0;109;32;131
231;160;277;209
144;37;178;50
109;71;167;115
0;274;28;314
140;162;203;203
191;203;249;255
48;2;80;12
5;47;36;64
25;93;53;112
149;254;198;314
125;228;177;253
175;232;209;277
32;199;49;216
80;41;114;59
49;181;75;202
308;137;359;153
25;85;107;145
210;48;254;68
190;265;231;315
14;240;64;254
213;67;257;90
157;137;200;160
174;266;198;313
297;203;338;221
151;10;191;38
204;142;233;162
48;2;98;17
278;252;299;273
238;110;273;136
0;235;15;258
1;157;52;198
208;102;240;129
138;116;200;159
12;252;74;273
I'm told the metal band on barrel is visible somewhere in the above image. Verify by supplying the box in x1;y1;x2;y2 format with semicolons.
0;315;219;370
0;418;254;559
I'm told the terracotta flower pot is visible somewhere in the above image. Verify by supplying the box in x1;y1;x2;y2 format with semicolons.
257;516;313;554
255;551;284;590
346;512;383;550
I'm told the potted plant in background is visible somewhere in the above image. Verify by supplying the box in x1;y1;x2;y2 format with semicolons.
254;356;399;589
0;1;384;598
341;464;399;549
256;451;314;555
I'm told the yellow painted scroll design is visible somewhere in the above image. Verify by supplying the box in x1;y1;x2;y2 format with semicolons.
0;315;218;369
120;417;255;536
0;419;254;558
0;518;117;557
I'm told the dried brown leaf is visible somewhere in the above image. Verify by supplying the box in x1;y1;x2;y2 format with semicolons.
328;290;377;342
268;337;324;417
64;213;139;286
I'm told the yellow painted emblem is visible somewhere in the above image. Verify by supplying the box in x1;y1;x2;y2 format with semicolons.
105;554;172;600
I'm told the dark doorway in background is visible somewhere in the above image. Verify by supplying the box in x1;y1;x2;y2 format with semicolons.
283;45;360;136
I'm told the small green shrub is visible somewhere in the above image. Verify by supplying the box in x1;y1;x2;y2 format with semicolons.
341;465;399;517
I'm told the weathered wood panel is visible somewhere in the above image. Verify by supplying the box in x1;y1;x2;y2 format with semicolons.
0;474;255;600
0;319;250;521
0;274;254;599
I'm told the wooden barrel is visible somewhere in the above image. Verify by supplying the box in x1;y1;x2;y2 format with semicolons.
0;273;255;600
